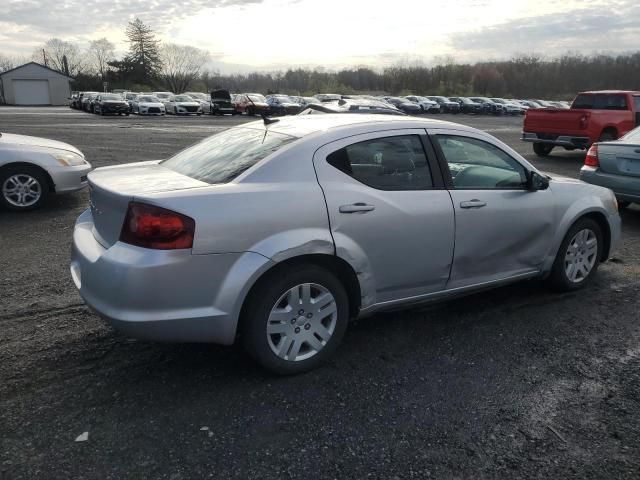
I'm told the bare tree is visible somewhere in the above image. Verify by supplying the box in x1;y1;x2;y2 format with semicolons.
88;38;115;79
32;39;86;76
160;44;209;93
0;54;17;73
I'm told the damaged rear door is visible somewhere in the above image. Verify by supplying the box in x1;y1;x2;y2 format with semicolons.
430;130;556;289
313;129;455;306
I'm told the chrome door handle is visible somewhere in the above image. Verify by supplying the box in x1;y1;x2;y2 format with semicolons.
460;199;487;209
339;203;376;213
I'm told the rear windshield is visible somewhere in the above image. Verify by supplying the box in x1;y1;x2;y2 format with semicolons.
161;128;297;184
572;94;629;110
622;126;640;142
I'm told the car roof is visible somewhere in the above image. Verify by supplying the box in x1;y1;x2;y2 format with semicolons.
237;114;474;138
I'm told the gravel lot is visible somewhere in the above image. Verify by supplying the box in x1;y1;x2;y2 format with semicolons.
1;107;639;479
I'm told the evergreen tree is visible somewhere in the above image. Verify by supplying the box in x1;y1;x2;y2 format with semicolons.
125;18;162;84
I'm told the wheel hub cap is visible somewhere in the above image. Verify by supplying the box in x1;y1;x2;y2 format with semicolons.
564;228;598;283
266;283;338;362
2;174;42;207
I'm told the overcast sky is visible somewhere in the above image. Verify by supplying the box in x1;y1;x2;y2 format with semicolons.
1;0;639;72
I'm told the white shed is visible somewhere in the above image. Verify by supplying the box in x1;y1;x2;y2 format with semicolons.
0;62;73;106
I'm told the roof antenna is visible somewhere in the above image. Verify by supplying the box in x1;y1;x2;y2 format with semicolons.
261;113;279;125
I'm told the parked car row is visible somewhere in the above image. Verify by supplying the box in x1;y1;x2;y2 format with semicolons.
69;90;571;118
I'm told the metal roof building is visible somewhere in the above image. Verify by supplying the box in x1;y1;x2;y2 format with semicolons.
0;62;73;106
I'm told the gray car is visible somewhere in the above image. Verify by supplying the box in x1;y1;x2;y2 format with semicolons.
70;115;621;374
580;125;640;207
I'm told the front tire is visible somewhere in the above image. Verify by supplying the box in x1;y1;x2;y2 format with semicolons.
0;165;48;211
549;217;603;292
533;142;554;157
242;265;349;375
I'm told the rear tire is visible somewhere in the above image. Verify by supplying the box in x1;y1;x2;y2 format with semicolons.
549;217;603;292
242;264;349;375
599;131;616;142
533;142;554;157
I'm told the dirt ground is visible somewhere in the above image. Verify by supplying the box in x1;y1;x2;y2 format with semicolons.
1;108;639;479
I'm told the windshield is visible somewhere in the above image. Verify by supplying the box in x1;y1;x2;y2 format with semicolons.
248;94;267;102
102;94;121;100
173;95;193;102
155;93;171;99
186;93;206;100
272;95;294;103
138;96;159;103
162;128;298;184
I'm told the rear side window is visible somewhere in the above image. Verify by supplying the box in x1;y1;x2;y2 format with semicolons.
572;94;629;110
326;135;433;190
162;128;297;184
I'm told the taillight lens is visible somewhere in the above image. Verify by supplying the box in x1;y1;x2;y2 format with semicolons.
585;144;599;167
120;202;195;250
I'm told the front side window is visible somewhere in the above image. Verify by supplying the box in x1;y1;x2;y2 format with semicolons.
326;135;433;191
436;135;527;189
162;128;297;184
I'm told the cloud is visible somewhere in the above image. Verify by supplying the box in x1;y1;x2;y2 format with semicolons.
2;0;264;44
449;2;640;59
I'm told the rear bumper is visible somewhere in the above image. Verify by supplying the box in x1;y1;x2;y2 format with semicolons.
579;167;640;202
522;132;591;149
70;209;273;344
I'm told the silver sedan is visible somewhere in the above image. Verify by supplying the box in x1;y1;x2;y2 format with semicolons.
71;115;621;374
1;133;91;210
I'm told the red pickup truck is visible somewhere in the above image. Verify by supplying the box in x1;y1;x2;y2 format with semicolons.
522;90;640;156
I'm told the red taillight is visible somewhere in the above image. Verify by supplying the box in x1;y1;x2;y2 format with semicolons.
120;202;195;250
585;144;599;168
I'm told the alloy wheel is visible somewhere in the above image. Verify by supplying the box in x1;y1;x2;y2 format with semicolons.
564;228;598;283
266;283;338;362
2;174;42;208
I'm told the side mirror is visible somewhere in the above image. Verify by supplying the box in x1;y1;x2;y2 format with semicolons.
527;171;550;191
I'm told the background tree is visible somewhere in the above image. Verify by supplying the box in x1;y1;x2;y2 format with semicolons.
0;54;18;73
159;44;209;92
32;39;86;76
88;38;115;80
125;18;162;84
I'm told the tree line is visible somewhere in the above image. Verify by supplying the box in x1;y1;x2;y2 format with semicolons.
2;18;640;99
203;53;640;100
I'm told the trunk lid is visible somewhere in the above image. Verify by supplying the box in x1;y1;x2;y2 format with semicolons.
88;161;209;248
524;108;590;133
597;142;640;177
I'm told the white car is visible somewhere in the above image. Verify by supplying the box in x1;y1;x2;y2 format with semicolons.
132;95;166;116
183;92;212;114
164;95;203;115
0;133;91;210
405;96;441;113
